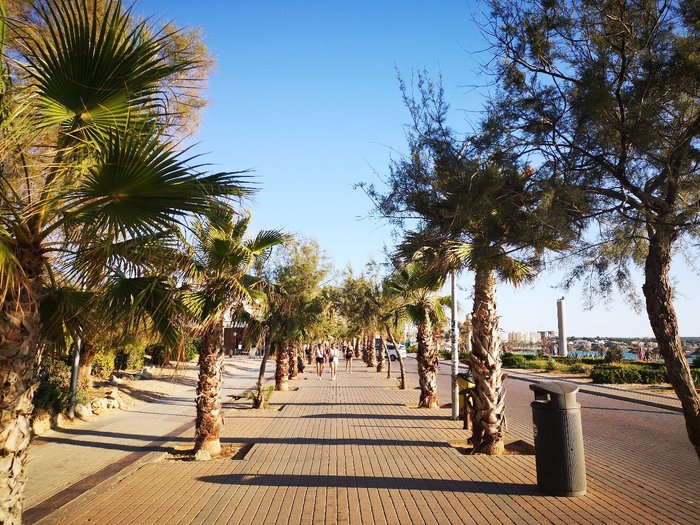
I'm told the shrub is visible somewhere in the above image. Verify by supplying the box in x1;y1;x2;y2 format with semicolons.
567;363;591;374
406;344;417;354
691;354;700;369
439;348;452;360
33;355;89;414
114;345;146;371
545;357;558;371
90;349;115;379
638;368;668;384
580;357;605;365
591;364;641;384
501;352;525;368
604;347;624;363
506;358;548;370
183;337;200;362
558;356;580;365
148;344;168;366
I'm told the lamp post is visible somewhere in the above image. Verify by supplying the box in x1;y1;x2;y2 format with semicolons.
451;270;460;420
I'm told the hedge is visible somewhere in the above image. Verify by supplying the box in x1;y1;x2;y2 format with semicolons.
592;364;700;385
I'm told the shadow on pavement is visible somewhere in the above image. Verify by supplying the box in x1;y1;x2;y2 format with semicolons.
196;473;538;495
221;437;450;448
301;412;450;421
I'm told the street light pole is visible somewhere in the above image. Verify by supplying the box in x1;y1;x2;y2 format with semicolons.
451;270;459;421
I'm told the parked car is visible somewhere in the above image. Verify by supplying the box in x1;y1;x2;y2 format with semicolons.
375;338;408;361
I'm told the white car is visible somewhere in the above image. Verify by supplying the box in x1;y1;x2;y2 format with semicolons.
377;343;407;361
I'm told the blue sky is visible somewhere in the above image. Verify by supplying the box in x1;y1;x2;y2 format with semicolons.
138;1;698;337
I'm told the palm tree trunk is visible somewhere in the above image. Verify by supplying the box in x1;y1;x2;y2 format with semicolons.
77;340;98;389
643;226;700;460
288;345;298;379
194;319;224;456
275;342;289;391
416;314;439;408
376;336;386;373
354;337;360;358
253;333;271;409
468;267;505;455
368;334;377;368
382;337;392;378
385;325;406;389
0;252;43;524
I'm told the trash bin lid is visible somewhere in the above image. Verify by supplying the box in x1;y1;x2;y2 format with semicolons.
529;381;580;409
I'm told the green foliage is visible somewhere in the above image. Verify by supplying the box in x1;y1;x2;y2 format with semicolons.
604;347;625;363
114;345;146;371
502;352;525;367
247;384;275;409
183;337;200;362
567;363;591;374
589;364;694;385
33;355;89;414
406;344;417;354
91;349;116;379
545;357;558;371
692;354;700;369
148;344;168;366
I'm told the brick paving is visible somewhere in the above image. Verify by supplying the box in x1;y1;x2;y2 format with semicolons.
27;359;699;525
24;357;265;522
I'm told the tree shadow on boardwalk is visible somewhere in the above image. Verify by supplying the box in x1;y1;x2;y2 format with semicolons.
301;413;451;421
196;473;539;496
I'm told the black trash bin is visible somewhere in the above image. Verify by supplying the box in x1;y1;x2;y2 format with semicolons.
530;381;586;497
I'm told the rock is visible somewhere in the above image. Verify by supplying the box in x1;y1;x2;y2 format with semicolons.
32;412;52;436
91;398;109;415
106;389;119;400
110;375;123;385
117;398;129;410
106;399;119;410
53;413;68;428
194;449;211;461
140;367;154;379
74;403;93;421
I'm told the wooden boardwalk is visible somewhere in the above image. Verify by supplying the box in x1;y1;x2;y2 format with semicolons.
36;366;699;525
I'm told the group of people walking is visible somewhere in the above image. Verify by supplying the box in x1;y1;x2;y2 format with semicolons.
311;342;355;380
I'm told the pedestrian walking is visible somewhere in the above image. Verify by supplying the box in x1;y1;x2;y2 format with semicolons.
315;344;325;380
329;344;339;380
344;343;353;373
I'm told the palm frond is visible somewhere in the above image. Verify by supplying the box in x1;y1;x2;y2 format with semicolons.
66;132;252;240
19;0;194;142
0;227;23;301
246;229;289;255
39;285;94;347
104;274;186;346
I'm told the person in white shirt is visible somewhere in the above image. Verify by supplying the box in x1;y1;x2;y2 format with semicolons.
315;344;325;380
328;344;339;380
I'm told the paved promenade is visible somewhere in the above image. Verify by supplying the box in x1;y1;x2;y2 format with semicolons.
27;359;699;525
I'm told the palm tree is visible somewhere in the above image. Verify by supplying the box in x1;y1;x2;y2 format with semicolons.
374;74;578;453
0;2;245;519
385;263;448;408
378;281;410;389
186;207;285;455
